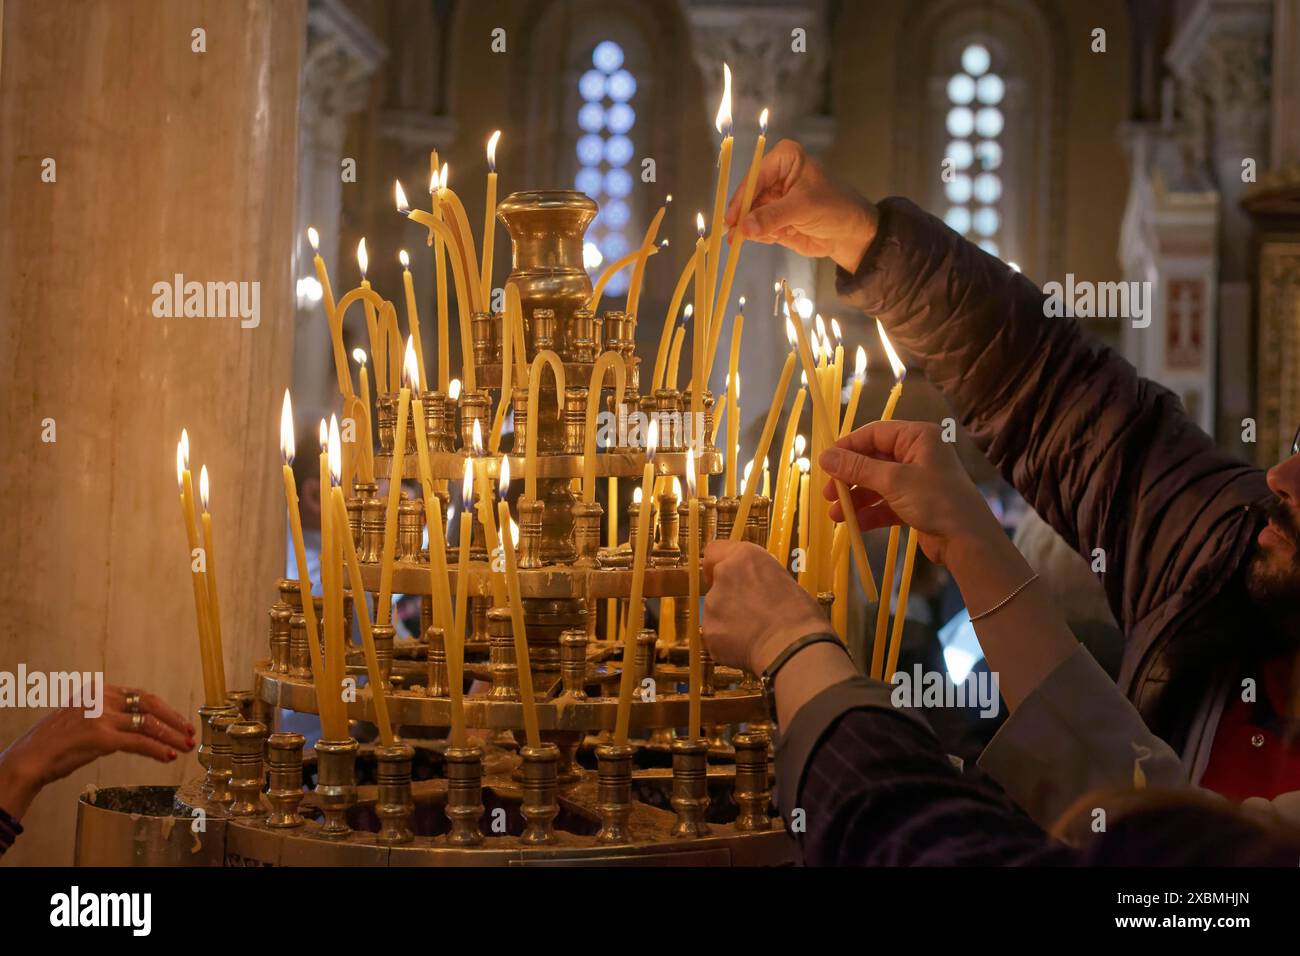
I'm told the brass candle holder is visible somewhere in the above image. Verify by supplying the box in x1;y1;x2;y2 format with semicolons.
196;702;237;793
654;388;683;452
347;480;378;551
519;742;560;845
603;310;629;353
563;385;587;454
714;496;740;542
371;622;395;688
376;393;396;455
360;497;385;564
516;497;544;569
753;495;771;546
559;628;588;699
670;737;710;838
397;495;424;561
594;743;634;845
459;390;491;450
652;488;681;566
510;386;528;452
206;710;237;807
486;607;520;701
288;611;311;679
531;307;558;353
569;308;595;362
571;500;603;568
265;731;306;828
634;627;657;689
375;741;415;845
470;594;491;647
732;732;773;831
227;719;268;817
314;737;358;838
471;311;498;369
444;745;485;846
425;625;449;698
268;601;292;675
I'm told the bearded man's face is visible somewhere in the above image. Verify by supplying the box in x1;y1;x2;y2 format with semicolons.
1248;491;1300;610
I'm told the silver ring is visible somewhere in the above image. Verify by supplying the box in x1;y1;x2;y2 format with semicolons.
124;691;142;713
129;711;146;733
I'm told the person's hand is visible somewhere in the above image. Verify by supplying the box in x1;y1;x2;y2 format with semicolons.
819;420;1004;567
725;139;879;273
0;685;194;819
702;539;829;674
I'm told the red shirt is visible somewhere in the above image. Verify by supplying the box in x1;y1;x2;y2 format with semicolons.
1199;655;1300;801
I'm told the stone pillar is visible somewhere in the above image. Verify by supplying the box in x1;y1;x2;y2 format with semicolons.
0;0;306;865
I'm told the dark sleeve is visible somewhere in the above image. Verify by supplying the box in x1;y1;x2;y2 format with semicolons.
775;677;1077;865
837;198;1268;648
0;805;22;858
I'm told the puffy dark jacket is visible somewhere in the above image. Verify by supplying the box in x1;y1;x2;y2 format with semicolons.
836;197;1273;756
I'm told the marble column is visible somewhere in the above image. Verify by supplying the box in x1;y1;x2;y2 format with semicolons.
0;0;306;865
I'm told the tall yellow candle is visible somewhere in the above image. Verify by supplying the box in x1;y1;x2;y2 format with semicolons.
690;215;707;449
376;339;415;623
685;452;702;740
498;498;541;748
777;456;806;571
319;420;345;733
712;107;768;359
353;350;377;485
472;427;507;607
883;527;920;682
840;346;867;439
770;388;806;557
587;244;661;314
384;302;403;393
399;250;427;392
626;196;671;319
277;400;343;738
197;466;227;697
439;176;485;313
431;150;451;393
582;352;627;500
489;283;518;453
796;463;811;591
524;351;566;501
177;437;220;706
731;351;795;538
480;131;501;309
652;256;697;390
706;64;734;331
725;309;744;496
831;523;849;640
451;461;475;744
606;475;618;640
878;319;906;420
785;283;878;603
872;526;902;680
614;420;658;745
664;312;689;390
307;227;352;398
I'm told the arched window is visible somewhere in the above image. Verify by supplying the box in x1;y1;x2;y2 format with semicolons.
575;39;638;295
942;43;1006;259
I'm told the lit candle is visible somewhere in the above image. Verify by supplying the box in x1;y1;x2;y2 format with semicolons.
691;213;707;455
883;528;920;681
770;386;806;558
471;421;507;607
524;351;566;501
706;64;734;334
307;227;352;398
396;177;479;391
878;320;906;421
376;338;415;624
713;107;768;348
587;243;663;314
354;238;385;391
652;254;698;390
685;452;702;740
177;434;219;706
480;131;501;309
431;150;451;393
776;451;806;569
498;494;541;749
614;419;658;745
731;350;796;538
330;437;395;746
725;304;744;496
784;283;879;603
384;301;403;393
664;307;690;390
606;474;619;641
197;465;227;697
796;458;811;591
437;168;486;314
451;459;475;743
398;250;427;392
277;400;344;738
626;195;671;319
840;346;867;438
582;352;627;500
319;417;345;734
352;349;377;484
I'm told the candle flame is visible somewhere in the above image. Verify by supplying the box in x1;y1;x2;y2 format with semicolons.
353;347;367;366
785;317;797;348
715;63;733;136
180;428;190;469
356;238;369;278
394;180;409;215
658;238;669;249
328;415;342;486
279;390;295;465
448;378;462;401
509;516;519;548
633;487;643;505
403;335;419;390
794;434;806;457
199;465;210;512
743;458;754;485
685;451;697;500
696;212;705;237
683;303;693;323
439;163;449;191
583;241;603;270
498;455;510;497
797;456;811;474
461;456;474;512
814;314;827;342
307;227;320;252
429;167;439;195
471;417;484;456
665;194;673;204
319;419;329;454
399;249;410;269
175;440;185;492
760;107;770;136
645;418;659;462
877;319;906;382
800;370;808;388
831;318;843;343
486;130;501;172
855;345;867;381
